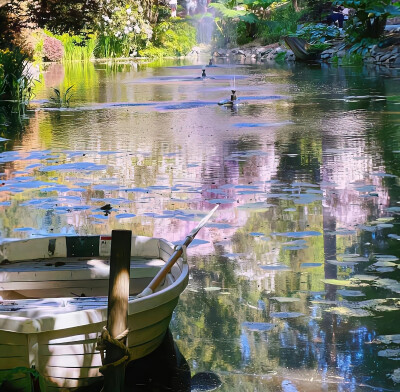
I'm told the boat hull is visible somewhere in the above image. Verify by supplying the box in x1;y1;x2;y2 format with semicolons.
0;235;189;391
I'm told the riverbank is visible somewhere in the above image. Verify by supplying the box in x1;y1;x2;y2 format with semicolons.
211;27;400;68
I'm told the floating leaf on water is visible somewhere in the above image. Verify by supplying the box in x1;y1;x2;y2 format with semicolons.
238;202;275;210
115;213;136;219
375;255;399;262
284;208;297;212
219;291;231;295
249;232;265;236
337;289;365;297
207;198;235;204
274;231;322;238
205;223;233;229
388;234;400;240
377;223;394;229
326;260;359;266
260;236;271;242
389;369;400;384
342;256;369;263
377;335;400;345
372;261;397;268
325;307;371;317
242;322;276;331
378;349;400;358
0;137;9;142
374;279;400;294
301;263;322;268
285;245;308;251
261;264;291;271
353;275;379;281
270;297;300;303
283;239;307;246
40;162;107;172
203;286;222;292
386;207;400;213
374;305;399;312
270;312;304;318
321;279;361;287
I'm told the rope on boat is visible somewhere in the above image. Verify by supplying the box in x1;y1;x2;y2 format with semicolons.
96;326;130;374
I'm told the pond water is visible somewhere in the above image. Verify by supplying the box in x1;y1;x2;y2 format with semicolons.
1;58;400;391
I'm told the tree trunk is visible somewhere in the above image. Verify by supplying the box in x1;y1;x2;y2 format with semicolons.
292;0;299;12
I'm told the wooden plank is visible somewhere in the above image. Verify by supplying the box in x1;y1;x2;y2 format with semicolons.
0;344;27;357
39;316;171;356
0;330;27;345
0;277;150;298
0;356;28;369
0;258;164;283
0;237;67;262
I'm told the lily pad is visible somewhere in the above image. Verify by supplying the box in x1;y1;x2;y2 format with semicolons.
270;297;300;303
261;264;291;271
204;286;222;292
242;322;276;331
270;312;304;318
378;349;400;358
377;335;400;344
324;307;371;317
390;369;400;384
337;289;365;297
301;263;322;268
322;279;361;287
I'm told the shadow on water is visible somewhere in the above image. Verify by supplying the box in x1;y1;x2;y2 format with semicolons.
76;330;221;392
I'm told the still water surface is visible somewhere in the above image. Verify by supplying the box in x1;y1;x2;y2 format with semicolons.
1;58;400;391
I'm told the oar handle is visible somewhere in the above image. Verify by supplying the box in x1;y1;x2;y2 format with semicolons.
137;205;219;298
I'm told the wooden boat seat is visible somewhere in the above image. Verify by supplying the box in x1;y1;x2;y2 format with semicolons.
0;257;166;299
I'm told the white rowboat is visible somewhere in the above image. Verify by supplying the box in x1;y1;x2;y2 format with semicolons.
0;234;189;391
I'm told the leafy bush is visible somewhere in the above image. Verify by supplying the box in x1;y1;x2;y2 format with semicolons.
140;19;196;58
43;36;64;61
290;23;342;43
336;0;400;41
257;4;302;45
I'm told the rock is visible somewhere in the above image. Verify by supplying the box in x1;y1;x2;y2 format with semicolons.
379;53;392;62
337;50;346;58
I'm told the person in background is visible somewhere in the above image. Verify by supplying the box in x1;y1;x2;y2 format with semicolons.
327;5;345;28
169;0;177;17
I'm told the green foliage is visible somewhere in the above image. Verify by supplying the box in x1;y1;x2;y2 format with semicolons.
274;50;287;62
341;52;364;65
336;0;400;40
140;19;196;58
257;4;302;44
290;23;342;43
307;42;331;52
0;47;36;105
55;33;97;62
50;85;74;107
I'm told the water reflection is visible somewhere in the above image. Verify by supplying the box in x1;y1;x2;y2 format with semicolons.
0;59;400;390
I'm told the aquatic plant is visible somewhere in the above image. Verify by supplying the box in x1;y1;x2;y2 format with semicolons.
43;36;64;62
0;47;37;107
50;85;74;107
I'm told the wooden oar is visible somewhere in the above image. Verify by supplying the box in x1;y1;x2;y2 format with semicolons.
137;204;220;298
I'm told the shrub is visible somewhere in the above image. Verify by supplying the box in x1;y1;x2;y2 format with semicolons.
140;19;196;58
43;36;64;62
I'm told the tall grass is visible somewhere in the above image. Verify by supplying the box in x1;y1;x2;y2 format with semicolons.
44;30;97;62
94;36;131;59
0;47;37;116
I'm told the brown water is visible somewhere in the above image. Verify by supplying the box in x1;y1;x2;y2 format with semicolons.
1;58;400;391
